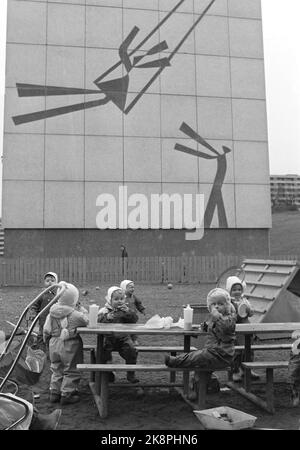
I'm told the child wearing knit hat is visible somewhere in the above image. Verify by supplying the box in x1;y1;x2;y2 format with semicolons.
43;281;88;405
120;280;146;346
98;286;140;383
165;288;236;397
29;271;59;351
226;276;259;382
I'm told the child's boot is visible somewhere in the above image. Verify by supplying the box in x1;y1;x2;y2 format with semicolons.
232;368;243;382
127;371;139;383
49;391;61;403
61;391;80;405
165;355;176;367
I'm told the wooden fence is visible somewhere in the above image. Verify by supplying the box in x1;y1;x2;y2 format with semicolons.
0;255;298;287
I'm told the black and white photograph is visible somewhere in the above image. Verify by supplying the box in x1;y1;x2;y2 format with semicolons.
0;0;300;433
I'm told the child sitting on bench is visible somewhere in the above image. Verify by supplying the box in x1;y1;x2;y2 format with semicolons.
120;279;146;346
165;288;236;396
226;276;259;382
98;286;139;384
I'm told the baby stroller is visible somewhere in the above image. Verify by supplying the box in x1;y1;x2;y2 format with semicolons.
0;283;66;430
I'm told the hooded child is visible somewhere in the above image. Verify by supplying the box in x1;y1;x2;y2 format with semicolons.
43;281;88;405
120;279;146;346
98;286;139;383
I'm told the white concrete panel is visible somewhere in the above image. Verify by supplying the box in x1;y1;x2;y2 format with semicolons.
161;182;199;228
232;99;268;141
3;134;44;181
195;0;228;16
85;181;124;228
123;0;158;10
231;57;265;99
123;8;159;51
85;136;123;181
126;182;162;229
7;0;46;45
159;0;193;14
235;184;272;228
195;15;229;56
162;137;198;183
234;141;269;184
229;18;264;58
50;0;85;4
6;44;46;88
161;94;197;138
199;182;236;228
124;137;161;182
47;3;85;47
197;97;232;140
84;94;123;136
86;0;122;6
159;10;195;54
4;87;45;134
45;95;84;135
196;55;231;97
44;181;84;227
161;53;196;96
198;139;234;184
46;46;85;88
228;0;262;19
45;135;84;181
2;180;44;228
124;93;160;137
86;6;122;48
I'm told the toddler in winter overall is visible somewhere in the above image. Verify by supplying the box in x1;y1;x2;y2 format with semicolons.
288;329;300;407
165;288;236;397
30;272;59;351
226;276;260;382
43;282;88;405
98;286;139;383
120;279;146;346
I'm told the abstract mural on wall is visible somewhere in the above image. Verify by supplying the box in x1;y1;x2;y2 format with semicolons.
11;0;216;125
175;122;231;228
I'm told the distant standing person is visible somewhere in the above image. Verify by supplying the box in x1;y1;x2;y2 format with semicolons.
120;245;128;276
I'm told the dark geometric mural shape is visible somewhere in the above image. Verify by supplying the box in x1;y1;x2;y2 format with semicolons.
174;121;231;229
16;83;101;97
12;0;216;124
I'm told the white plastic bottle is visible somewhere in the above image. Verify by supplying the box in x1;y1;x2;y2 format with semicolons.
88;303;99;328
183;304;193;331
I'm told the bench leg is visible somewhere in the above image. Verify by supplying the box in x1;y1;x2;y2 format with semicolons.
90;349;96;383
99;372;109;419
266;368;275;414
244;368;252;392
195;371;207;410
170;352;177;383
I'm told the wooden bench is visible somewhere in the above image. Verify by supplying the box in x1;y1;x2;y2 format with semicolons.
235;343;291;352
227;361;289;414
83;345;197;383
77;363;210;418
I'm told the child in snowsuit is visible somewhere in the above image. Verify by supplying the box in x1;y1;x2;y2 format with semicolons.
288;329;300;407
165;288;236;395
120;279;146;346
30;272;59;351
226;276;259;382
43;281;88;405
98;286;139;383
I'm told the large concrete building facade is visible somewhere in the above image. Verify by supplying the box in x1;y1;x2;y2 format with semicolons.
2;0;271;257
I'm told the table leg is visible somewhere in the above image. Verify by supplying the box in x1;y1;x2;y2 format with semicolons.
244;334;252;362
183;335;191;396
95;334;104;396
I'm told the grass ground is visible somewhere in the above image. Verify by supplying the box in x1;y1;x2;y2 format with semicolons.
1;283;299;430
270;210;300;256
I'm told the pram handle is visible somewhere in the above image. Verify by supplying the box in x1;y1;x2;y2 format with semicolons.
0;283;67;392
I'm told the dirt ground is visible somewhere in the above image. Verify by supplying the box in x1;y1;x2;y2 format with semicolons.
1;283;300;430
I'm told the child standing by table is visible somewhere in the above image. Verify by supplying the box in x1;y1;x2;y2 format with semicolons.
120;279;146;345
43;281;88;405
98;286;139;383
226;276;260;382
165;288;236;393
30;271;59;351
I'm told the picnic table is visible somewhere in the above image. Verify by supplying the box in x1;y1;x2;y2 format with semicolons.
77;322;299;417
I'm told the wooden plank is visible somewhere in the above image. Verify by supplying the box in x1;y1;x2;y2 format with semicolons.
242;361;288;370
77;364;196;372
